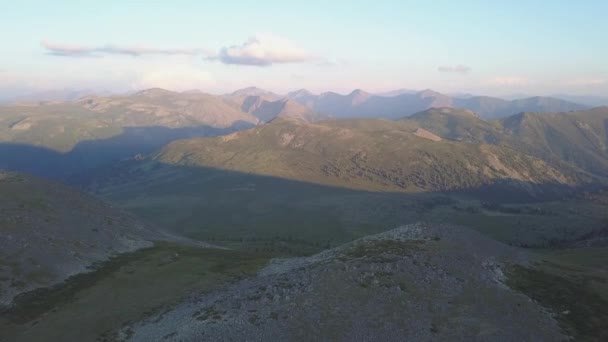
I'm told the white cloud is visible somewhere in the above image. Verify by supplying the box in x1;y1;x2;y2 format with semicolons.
437;64;471;73
133;65;215;91
42;34;326;68
216;33;320;66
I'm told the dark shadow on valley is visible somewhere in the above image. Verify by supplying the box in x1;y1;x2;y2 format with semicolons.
72;158;608;252
1;130;605;251
0;121;254;180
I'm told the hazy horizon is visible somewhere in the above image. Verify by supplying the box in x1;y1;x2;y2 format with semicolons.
1;1;607;99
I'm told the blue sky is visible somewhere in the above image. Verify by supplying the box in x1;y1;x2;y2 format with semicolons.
1;0;607;96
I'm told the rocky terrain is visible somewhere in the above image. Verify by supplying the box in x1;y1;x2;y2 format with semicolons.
118;223;566;341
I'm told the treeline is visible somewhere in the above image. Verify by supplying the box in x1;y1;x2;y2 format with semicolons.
480;202;557;216
203;234;339;255
450;202;556;216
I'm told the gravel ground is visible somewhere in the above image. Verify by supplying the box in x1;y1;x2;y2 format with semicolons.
119;223;565;341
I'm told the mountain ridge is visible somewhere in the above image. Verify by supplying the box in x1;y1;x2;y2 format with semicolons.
151;114;597;195
296;90;589;120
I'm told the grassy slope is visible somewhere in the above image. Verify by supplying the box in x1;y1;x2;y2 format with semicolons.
89;160;608;252
403;107;504;143
0;103;121;152
0;243;273;342
0;89;257;153
91;163;414;249
500;107;608;176
154;117;586;194
403;107;608;181
508;247;608;341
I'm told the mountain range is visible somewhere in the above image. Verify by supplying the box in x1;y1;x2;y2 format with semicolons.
286;88;590;120
0;86;595;178
2;87;608;341
148;107;608;195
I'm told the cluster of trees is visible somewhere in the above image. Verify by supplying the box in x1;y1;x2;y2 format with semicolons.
481;202;556;216
203;234;338;255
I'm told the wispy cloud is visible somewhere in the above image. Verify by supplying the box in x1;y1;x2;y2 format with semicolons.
42;34;327;67
215;34;321;66
42;41;214;58
437;64;471;74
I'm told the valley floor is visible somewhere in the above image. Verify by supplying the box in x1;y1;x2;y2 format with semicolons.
2;170;608;341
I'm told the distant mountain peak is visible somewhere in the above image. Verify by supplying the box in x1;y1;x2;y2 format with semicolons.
376;88;417;97
417;89;443;98
287;89;315;98
348;89;372;98
181;89;204;94
135;88;175;97
318;91;341;98
409;107;479;121
348;89;371;105
231;86;274;97
500;111;538;132
436;107;478;117
349;89;369;96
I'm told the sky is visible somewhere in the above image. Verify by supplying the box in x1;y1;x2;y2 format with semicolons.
1;0;607;97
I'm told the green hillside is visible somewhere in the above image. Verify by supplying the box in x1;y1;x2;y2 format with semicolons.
500;107;608;176
403;107;504;143
85;111;608;252
153;117;589;193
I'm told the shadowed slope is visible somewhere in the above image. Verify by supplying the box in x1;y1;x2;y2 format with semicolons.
0;171;169;306
0;122;253;179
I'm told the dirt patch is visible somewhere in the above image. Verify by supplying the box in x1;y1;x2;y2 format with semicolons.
279;133;295;146
414;128;442;142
